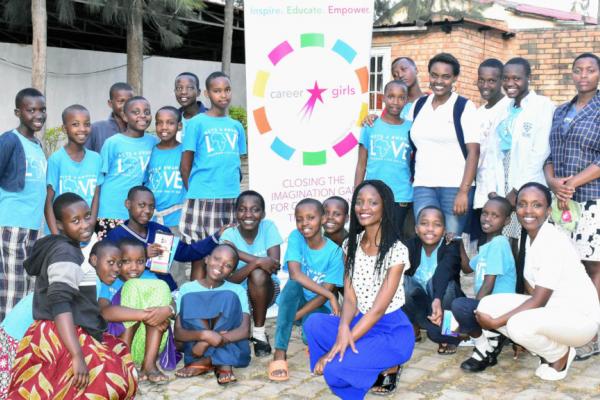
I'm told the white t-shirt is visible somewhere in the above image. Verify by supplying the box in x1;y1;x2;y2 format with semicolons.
473;96;511;208
409;93;480;187
524;221;600;323
345;234;410;315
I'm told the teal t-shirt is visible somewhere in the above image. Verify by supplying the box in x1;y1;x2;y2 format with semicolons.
414;241;442;290
144;144;186;227
219;220;283;288
471;235;516;295
176;280;249;314
0;130;47;229
359;118;413;202
283;230;344;309
182;114;247;199
47;147;102;206
99;133;158;219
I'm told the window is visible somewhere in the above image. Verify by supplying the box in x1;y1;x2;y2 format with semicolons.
368;47;391;113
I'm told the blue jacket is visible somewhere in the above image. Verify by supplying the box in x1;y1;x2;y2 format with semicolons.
0;130;29;192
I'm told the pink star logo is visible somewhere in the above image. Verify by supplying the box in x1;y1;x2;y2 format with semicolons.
300;81;327;119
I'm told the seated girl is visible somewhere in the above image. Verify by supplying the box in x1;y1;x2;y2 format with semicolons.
219;190;283;357
174;244;251;385
8;193;137;399
475;182;600;381
99;238;175;384
323;196;350;247
305;180;415;398
402;206;464;354
268;199;344;382
450;197;516;372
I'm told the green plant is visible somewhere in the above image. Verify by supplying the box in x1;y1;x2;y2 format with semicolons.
42;125;66;156
229;106;247;132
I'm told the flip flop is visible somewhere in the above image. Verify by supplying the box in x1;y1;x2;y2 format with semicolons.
215;368;237;386
268;359;289;382
437;343;458;355
146;370;170;385
175;362;214;378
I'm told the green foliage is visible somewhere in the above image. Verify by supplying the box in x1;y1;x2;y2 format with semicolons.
2;0;76;28
229;106;247;132
378;0;489;24
42;125;66;156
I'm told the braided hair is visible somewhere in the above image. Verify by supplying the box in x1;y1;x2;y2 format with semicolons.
345;180;401;279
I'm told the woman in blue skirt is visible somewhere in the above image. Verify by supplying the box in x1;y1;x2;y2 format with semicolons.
304;180;415;399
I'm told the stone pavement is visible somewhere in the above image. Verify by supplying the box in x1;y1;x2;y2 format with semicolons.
137;317;600;400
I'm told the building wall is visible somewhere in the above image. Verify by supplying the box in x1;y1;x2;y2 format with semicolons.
0;42;246;132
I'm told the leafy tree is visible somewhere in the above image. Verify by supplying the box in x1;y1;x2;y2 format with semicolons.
376;0;489;24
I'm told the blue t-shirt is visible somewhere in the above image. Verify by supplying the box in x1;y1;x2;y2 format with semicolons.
414;241;442;290
0;292;34;339
283;230;344;308
471;235;516;295
144;144;185;227
99;133;158;219
47;147;102;205
182;114;247;199
98;269;157;301
176;280;249;314
220;220;283;288
0;130;47;229
359;119;413;202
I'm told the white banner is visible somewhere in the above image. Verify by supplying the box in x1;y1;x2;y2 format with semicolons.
245;0;374;236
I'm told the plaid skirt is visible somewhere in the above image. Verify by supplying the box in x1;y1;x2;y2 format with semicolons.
7;320;137;399
0;226;39;321
179;198;236;243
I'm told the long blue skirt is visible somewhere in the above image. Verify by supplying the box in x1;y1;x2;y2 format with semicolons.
305;308;415;400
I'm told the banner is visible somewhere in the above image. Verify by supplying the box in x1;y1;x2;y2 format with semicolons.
245;0;374;235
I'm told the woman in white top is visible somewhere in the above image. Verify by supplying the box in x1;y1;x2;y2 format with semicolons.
304;180;415;399
410;53;480;239
475;182;600;381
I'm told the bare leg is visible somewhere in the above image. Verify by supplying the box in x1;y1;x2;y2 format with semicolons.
141;324;168;383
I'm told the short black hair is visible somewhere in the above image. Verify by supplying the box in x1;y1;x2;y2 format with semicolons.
117;238;146;253
205;71;230;90
61;104;89;124
109;82;133;100
123;96;149;114
90;240;120;258
391;56;416;69
236;190;266;211
505;57;532;77
324;196;349;215
416;205;446;225
53;192;86;221
384;79;409;94
176;72;200;90
428;53;460;76
479;58;504;74
296;198;324;216
156;106;182;122
15;88;44;108
573;52;600;69
486;196;512;218
517;182;552;207
127;185;154;200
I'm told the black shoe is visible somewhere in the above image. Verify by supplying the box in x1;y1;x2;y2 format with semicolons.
460;348;493;372
371;365;402;396
488;335;507;365
251;336;272;357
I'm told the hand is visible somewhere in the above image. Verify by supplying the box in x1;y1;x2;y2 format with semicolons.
361;113;379;127
144;306;171;326
506;190;517;208
548;176;575;202
428;299;443;326
202;330;224;347
329;295;341;316
325;324;357;363
218;223;236;237
313;355;327;376
146;243;164;258
452;189;469;216
71;353;89;390
218;331;230;346
474;310;501;330
255;257;280;274
487;191;498;199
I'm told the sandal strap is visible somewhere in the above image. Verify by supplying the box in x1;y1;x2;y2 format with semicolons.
472;346;488;360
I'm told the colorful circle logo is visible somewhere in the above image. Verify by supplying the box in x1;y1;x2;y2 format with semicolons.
252;32;368;166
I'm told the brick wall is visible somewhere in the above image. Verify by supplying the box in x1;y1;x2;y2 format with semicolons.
372;24;600;106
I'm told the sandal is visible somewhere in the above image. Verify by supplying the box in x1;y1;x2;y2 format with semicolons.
268;359;289;382
175;362;214;378
146;369;169;384
215;368;237;386
371;366;402;396
437;343;457;355
138;370;148;382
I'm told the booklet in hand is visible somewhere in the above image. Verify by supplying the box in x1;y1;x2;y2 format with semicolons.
149;231;179;274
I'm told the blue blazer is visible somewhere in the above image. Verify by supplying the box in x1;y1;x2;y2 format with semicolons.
0;130;29;192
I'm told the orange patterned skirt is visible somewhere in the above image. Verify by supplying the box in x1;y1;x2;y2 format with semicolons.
7;320;137;399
